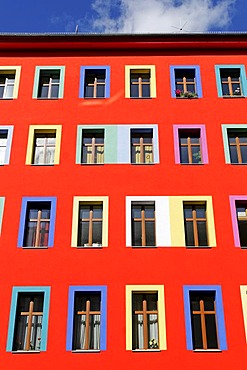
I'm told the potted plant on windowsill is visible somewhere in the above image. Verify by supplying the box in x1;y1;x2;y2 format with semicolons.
175;89;198;99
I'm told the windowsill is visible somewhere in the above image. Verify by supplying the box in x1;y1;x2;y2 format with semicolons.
76;246;103;249
31;164;54;166
131;163;154;165
22;246;49;249
12;350;41;354
0;97;14;100
129;97;152;99
80;163;104;165
179;163;204;165
186;246;212;249
36;97;60;100
222;95;245;98
228;163;247;165
72;350;101;353
131;245;157;248
175;96;198;99
132;349;161;352
193;349;222;352
83;97;106;99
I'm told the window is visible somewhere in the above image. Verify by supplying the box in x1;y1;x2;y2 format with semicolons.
0;67;21;99
183;286;227;351
132;293;159;350
131;202;155;246
33;67;65;99
84;69;106;98
66;286;107;351
18;197;57;248
38;70;60;99
7;287;50;352
23;202;51;248
71;197;108;248
215;65;247;97
174;125;208;165
227;129;247;164
0;197;5;234
125;65;156;98
179;129;201;164
33;133;56;165
230;196;247;247
131;129;153;164
76;124;159;165
79;66;110;99
169;196;216;247
126;285;166;351
170;66;202;98
175;69;197;98
183;203;207;247
81;130;104;164
0;126;13;165
229;196;247;248
236;202;247;247
26;125;62;165
126;196;171;247
78;203;103;247
130;70;150;98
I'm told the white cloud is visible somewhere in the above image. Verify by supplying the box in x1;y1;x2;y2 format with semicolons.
91;0;236;33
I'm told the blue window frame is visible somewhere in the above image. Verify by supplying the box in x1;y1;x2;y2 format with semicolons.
66;286;107;351
17;197;57;248
170;65;202;98
215;65;247;97
6;286;50;352
183;285;227;350
79;66;110;98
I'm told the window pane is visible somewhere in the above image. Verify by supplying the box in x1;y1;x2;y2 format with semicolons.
240;146;247;163
205;315;218;349
238;220;247;247
132;221;142;246
5;84;14;98
180;146;189;163
85;85;94;98
78;221;89;246
145;221;155;246
96;85;105;98
191;314;203;349
142;84;150;98
92;221;102;245
191;146;201;163
130;84;139;98
197;221;208;246
51;85;59;98
187;84;195;93
221;84;230;95
184;221;194;246
229;146;238;163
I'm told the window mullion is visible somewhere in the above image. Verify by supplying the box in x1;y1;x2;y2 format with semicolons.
192;208;199;246
199;299;208;350
25;300;34;350
88;209;93;246
141;208;146;246
84;299;91;350
142;299;148;349
236;136;243;164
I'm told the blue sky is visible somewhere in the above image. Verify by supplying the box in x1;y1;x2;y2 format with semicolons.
0;0;246;34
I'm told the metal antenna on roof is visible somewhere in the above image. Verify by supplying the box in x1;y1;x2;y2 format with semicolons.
171;18;190;32
75;25;79;34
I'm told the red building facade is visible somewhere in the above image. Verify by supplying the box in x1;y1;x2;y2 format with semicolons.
0;33;247;369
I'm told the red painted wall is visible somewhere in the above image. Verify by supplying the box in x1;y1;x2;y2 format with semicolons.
0;35;247;369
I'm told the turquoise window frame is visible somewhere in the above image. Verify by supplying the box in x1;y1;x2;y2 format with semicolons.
76;125;118;164
6;286;51;352
17;196;57;247
215;65;247;97
66;285;107;351
79;66;110;98
222;124;247;163
170;65;203;98
32;66;65;99
183;285;227;350
0;126;14;164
